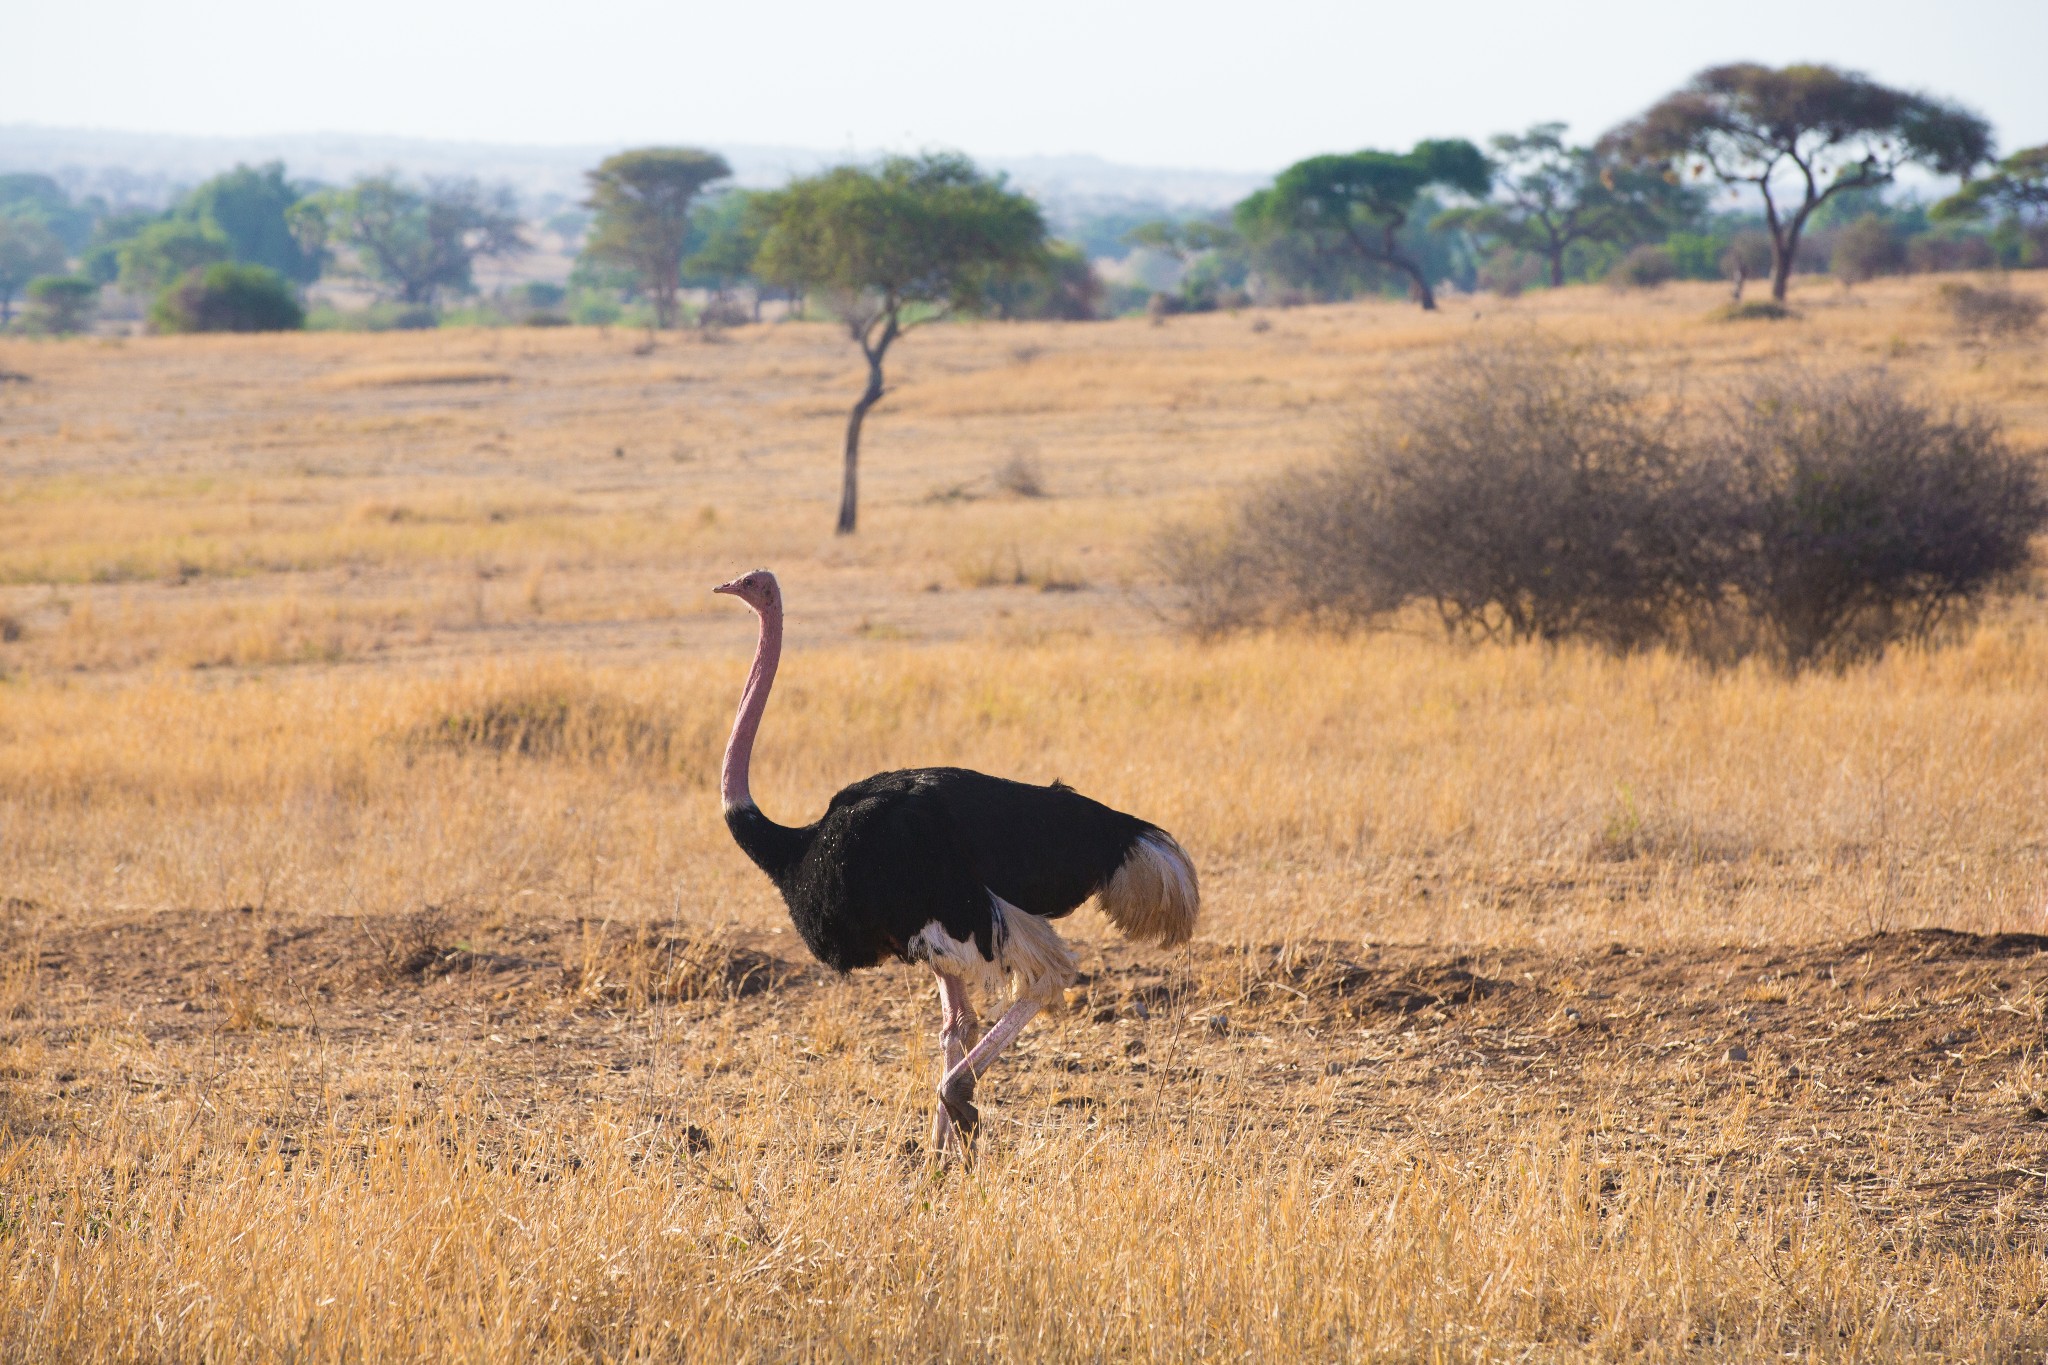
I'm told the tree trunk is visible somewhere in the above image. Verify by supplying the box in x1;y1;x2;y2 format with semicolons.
1384;226;1435;311
837;351;885;535
1548;250;1566;289
1400;258;1438;311
1763;195;1800;304
1769;242;1795;303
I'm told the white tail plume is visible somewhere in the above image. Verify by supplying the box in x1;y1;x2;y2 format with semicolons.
1097;831;1200;947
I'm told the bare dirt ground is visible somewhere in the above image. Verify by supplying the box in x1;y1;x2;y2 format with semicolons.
15;900;2047;1240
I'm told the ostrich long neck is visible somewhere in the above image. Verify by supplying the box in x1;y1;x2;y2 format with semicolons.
721;596;783;810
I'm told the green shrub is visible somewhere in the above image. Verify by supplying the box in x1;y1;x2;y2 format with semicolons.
1663;232;1724;281
150;263;304;333
569;291;624;325
25;275;98;335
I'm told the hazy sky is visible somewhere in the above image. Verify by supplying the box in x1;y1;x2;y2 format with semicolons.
8;0;2045;171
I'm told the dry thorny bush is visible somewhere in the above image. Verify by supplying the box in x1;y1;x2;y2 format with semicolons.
1160;337;2047;669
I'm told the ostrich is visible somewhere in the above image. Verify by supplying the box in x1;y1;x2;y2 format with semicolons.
713;569;1199;1155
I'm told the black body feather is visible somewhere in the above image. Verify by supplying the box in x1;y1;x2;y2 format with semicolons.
725;767;1153;974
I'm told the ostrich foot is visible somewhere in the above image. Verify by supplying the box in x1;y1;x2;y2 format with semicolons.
939;1071;980;1139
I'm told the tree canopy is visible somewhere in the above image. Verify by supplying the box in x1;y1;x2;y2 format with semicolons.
0;216;68;324
0;174;96;252
294;177;526;308
1237;140;1490;310
117;220;231;294
1433;124;1693;287
179;163;322;283
753;152;1046;532
1602;64;1991;300
583;148;732;328
1935;145;2048;228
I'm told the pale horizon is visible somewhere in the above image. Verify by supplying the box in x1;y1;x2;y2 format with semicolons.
6;0;2045;176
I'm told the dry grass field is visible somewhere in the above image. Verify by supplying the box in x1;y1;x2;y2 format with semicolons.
2;275;2047;1360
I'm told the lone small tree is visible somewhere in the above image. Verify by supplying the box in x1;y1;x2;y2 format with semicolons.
584;148;732;329
1236;140;1490;310
753;153;1046;533
1432;124;1693;287
25;275;98;335
294;177;526;309
1603;64;1990;302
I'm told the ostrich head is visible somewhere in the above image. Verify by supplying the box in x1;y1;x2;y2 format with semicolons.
713;569;780;613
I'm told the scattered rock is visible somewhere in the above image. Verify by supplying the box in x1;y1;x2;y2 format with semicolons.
1725;1044;1750;1063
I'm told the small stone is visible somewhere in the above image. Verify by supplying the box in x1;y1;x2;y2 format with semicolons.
1131;1000;1150;1021
1724;1044;1749;1063
1207;1014;1230;1036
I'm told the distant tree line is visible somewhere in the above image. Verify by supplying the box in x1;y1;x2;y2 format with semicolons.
2;60;2042;343
1125;64;2025;315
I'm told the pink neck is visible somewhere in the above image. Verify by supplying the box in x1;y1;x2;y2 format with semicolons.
721;595;783;810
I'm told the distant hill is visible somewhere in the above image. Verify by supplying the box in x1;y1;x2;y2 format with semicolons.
0;125;1270;224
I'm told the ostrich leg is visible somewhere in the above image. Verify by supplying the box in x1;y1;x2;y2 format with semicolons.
929;971;978;1155
938;998;1042;1137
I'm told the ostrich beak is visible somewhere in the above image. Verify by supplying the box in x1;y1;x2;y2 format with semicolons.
712;578;741;596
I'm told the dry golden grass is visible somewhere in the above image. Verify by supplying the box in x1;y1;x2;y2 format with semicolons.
2;274;2047;1360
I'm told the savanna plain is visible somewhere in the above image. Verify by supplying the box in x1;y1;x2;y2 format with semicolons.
3;277;2048;1360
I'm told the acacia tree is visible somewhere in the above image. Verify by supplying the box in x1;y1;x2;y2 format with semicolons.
753;153;1045;534
1602;64;1990;302
1236;140;1490;310
1934;144;2048;250
293;177;526;308
584;148;732;328
1433;124;1694;287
